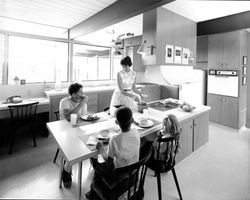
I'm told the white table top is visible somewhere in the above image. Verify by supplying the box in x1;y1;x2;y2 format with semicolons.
0;97;49;111
46;112;162;166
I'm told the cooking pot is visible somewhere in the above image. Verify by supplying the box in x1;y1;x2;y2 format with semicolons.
137;101;148;113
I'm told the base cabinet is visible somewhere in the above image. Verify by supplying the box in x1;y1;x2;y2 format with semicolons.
176;119;193;163
176;112;209;163
207;93;238;128
193;112;209;151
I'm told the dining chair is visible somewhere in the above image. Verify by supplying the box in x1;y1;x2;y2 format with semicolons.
53;110;60;163
91;143;153;200
8;102;39;154
147;133;183;200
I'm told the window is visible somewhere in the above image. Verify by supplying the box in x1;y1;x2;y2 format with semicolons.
112;53;122;79
8;36;68;84
73;44;111;81
0;34;4;84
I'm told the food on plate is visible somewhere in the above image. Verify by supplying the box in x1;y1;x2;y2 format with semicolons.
140;118;149;125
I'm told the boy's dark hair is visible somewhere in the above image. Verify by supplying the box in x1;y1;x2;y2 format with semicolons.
116;106;133;131
68;83;83;96
120;56;132;67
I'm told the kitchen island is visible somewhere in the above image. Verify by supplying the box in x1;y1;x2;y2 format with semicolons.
147;98;211;163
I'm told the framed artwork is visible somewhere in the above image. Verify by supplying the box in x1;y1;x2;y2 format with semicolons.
174;46;182;64
242;76;247;85
182;48;189;64
165;44;174;63
242;66;247;75
243;56;247;65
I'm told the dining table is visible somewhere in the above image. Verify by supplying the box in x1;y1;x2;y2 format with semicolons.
46;111;162;200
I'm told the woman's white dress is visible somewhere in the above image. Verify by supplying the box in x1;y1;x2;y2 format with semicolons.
110;70;140;115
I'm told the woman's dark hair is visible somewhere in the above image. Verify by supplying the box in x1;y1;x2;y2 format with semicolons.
68;83;83;96
120;56;132;67
116;106;133;131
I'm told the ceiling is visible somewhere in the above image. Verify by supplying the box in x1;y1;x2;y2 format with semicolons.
0;0;250;42
0;0;117;38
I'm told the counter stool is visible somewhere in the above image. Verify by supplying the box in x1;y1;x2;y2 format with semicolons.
8;102;39;154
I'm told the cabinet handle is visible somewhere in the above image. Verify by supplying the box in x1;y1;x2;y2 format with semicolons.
194;123;196;127
190;125;193;128
180;128;182;133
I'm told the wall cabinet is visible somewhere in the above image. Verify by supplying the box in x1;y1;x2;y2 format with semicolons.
176;111;209;163
195;36;208;69
208;31;241;69
207;93;238;128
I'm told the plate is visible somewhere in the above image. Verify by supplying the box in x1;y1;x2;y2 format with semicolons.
80;114;99;121
135;118;154;128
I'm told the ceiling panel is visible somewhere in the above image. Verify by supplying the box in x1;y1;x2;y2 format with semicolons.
163;0;250;22
0;0;117;35
76;14;143;46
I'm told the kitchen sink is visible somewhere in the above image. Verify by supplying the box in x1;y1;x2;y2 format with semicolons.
148;101;179;112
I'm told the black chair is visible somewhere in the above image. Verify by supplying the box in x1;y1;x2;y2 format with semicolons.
147;133;183;200
53;110;60;163
91;144;153;200
8;102;39;154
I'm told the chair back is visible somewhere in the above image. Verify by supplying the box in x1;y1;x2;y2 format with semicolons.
54;110;59;120
113;145;153;200
155;132;180;170
8;102;39;123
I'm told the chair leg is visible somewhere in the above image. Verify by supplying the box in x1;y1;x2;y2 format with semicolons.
172;168;183;200
31;131;37;147
156;172;162;200
9;129;15;154
53;148;59;163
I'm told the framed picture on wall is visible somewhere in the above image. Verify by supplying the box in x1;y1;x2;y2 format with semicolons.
165;44;174;63
242;66;247;75
243;56;247;65
242;76;247;85
174;46;182;64
182;48;189;64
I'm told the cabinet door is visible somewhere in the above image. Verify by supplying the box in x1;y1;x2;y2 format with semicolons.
141;85;161;103
87;94;98;113
221;96;238;128
208;34;223;69
97;90;114;112
176;119;193;164
222;31;240;69
197;36;208;63
207;94;221;123
193;112;209;151
133;45;144;72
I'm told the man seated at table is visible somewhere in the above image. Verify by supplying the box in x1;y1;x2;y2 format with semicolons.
59;82;88;121
59;82;88;188
85;106;140;199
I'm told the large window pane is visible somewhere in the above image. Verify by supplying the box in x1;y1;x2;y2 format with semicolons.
8;36;68;84
112;54;123;79
0;34;4;84
73;44;111;81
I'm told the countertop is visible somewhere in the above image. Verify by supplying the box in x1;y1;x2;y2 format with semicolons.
45;85;117;97
148;98;211;124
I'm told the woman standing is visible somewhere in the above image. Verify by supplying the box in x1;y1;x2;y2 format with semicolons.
110;56;143;115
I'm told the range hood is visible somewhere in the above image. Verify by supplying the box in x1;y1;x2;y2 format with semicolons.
144;65;203;86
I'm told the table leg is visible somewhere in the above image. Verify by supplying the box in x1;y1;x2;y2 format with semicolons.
77;162;82;200
59;155;63;188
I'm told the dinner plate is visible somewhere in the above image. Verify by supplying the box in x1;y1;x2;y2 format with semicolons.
135;118;154;128
80;114;99;121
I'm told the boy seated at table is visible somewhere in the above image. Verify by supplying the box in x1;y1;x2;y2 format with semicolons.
59;83;88;188
85;106;140;199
